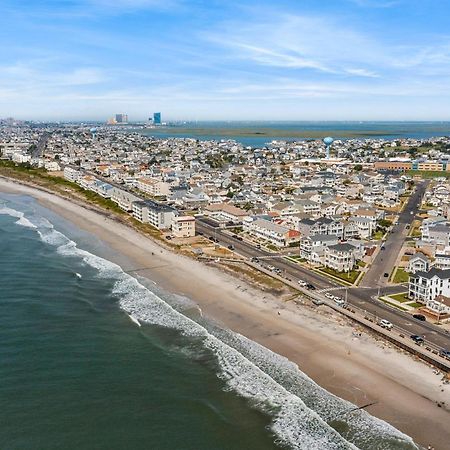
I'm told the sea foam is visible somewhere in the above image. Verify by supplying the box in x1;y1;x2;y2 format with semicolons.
0;205;37;229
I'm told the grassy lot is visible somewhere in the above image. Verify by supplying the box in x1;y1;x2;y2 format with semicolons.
407;170;450;179
358;261;366;268
389;292;410;303
319;267;360;284
392;268;409;283
373;230;384;240
407;302;423;309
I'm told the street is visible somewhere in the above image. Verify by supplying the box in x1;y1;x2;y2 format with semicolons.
196;216;450;351
361;180;429;287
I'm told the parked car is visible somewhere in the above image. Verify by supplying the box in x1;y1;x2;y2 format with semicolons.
410;335;424;344
227;244;235;250
334;298;346;307
306;284;316;290
439;349;450;359
325;293;334;299
412;314;426;321
298;280;307;287
379;319;393;330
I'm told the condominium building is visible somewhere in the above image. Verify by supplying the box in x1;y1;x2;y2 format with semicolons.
172;216;196;238
132;200;177;230
111;187;141;212
137;177;171;197
63;166;81;183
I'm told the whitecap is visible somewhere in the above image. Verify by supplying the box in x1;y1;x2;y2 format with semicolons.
0;205;37;229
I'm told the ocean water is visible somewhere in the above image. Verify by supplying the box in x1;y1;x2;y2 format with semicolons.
0;193;421;450
137;121;450;147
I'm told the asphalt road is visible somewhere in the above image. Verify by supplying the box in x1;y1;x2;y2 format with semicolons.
33;131;51;158
196;217;450;350
361;180;429;287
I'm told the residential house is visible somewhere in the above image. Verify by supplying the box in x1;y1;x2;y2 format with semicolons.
348;216;375;239
408;268;450;303
300;234;339;265
325;243;357;272
426;295;450;317
203;203;248;224
248;219;300;247
408;252;431;273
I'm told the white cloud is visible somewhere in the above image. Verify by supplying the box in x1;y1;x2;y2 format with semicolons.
205;13;383;78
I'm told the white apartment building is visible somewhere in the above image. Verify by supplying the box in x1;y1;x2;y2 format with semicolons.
44;161;61;171
137;177;171;197
111;187;141;212
64;166;81;183
12;153;31;164
132;200;177;230
172;216;196;238
79;175;97;190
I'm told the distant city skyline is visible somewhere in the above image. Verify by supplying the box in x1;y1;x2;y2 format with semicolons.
2;0;450;121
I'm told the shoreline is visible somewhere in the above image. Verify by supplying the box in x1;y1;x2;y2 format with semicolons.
1;177;450;449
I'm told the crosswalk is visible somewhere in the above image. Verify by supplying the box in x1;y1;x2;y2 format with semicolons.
317;286;347;294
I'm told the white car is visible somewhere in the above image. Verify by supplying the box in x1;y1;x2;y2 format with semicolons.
325;293;334;299
334;297;346;307
379;319;393;330
298;280;307;287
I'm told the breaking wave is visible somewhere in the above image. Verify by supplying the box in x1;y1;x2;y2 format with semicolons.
0;205;37;229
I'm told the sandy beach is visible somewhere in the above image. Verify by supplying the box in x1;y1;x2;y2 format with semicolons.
1;177;449;449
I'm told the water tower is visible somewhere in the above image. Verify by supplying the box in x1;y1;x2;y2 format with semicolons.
323;136;334;159
90;127;97;139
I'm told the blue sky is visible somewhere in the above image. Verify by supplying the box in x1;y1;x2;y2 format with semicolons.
1;0;450;121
